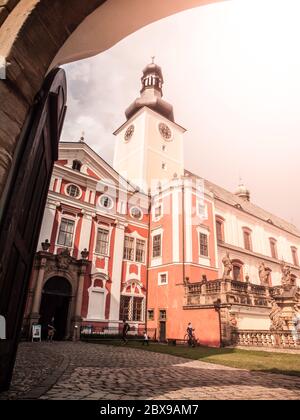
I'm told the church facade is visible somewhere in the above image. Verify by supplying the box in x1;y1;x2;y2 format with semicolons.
23;62;300;347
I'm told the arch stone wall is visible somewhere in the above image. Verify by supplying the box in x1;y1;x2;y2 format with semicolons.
0;0;221;204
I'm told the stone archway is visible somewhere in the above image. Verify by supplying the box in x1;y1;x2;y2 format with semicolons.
0;0;222;391
0;0;221;201
39;276;72;340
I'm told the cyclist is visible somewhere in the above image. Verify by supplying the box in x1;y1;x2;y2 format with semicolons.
186;322;195;347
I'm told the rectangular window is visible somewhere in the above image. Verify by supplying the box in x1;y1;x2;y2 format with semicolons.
132;297;143;321
95;228;109;255
57;218;75;247
123;236;134;260
199;233;208;257
243;230;252;251
216;220;223;242
292;247;299;266
120;296;131;321
153;234;162;258
147;309;154;321
270;239;277;259
155;205;162;218
198;202;206;217
135;239;146;263
159;310;166;320
233;265;241;281
158;273;168;285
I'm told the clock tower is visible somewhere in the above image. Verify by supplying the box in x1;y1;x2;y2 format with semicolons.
113;60;186;192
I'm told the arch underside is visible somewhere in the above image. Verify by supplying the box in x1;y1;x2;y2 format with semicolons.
0;0;222;202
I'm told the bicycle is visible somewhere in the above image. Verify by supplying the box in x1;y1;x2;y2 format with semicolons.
184;332;198;347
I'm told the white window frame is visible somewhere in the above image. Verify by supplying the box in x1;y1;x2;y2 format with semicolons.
151;228;163;265
123;234;147;264
94;225;111;256
130;206;143;221
196;199;208;219
152;233;162;258
152;202;163;222
64;183;83;200
99;194;114;210
196;226;210;266
158;271;168;286
56;214;77;249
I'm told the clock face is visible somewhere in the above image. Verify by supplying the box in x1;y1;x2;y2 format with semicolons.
159;123;172;141
124;124;134;142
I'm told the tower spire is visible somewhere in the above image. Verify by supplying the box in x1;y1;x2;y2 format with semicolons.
125;61;174;122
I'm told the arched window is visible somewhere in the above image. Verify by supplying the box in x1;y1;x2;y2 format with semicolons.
72;160;82;171
232;259;244;281
242;227;252;251
216;216;225;242
269;238;278;259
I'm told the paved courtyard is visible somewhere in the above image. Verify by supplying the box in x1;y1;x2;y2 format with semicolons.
1;342;300;400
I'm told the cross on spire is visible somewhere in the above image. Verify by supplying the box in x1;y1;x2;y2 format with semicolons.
151;56;155;64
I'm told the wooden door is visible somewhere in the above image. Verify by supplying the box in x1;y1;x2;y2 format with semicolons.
0;68;67;391
159;321;166;342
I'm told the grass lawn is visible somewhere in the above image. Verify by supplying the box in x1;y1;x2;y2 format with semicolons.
89;339;300;377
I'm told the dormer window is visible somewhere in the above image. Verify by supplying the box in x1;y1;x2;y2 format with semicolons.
72;160;82;172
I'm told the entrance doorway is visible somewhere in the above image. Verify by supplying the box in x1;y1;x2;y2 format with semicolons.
159;321;166;342
39;277;72;340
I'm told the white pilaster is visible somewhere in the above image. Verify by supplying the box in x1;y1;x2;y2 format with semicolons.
108;221;126;326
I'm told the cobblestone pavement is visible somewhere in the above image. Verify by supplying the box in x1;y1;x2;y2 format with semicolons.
1;342;300;400
0;342;65;400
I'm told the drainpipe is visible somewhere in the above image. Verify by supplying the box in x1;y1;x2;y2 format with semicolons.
182;179;186;286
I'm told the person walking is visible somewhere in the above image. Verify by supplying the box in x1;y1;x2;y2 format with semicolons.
142;330;149;346
122;319;130;344
47;317;56;342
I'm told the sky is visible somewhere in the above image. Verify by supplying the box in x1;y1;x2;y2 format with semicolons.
62;0;300;229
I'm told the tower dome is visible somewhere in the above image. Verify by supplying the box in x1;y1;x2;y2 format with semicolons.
125;59;174;122
235;182;250;201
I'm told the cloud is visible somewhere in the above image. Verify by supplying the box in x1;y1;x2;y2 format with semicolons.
62;0;300;228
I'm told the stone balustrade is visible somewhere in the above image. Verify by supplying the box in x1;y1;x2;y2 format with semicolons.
233;330;300;348
184;279;272;308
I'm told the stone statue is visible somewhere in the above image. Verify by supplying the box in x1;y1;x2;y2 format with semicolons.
258;262;270;286
57;248;71;269
281;262;292;286
269;300;285;331
222;252;233;280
